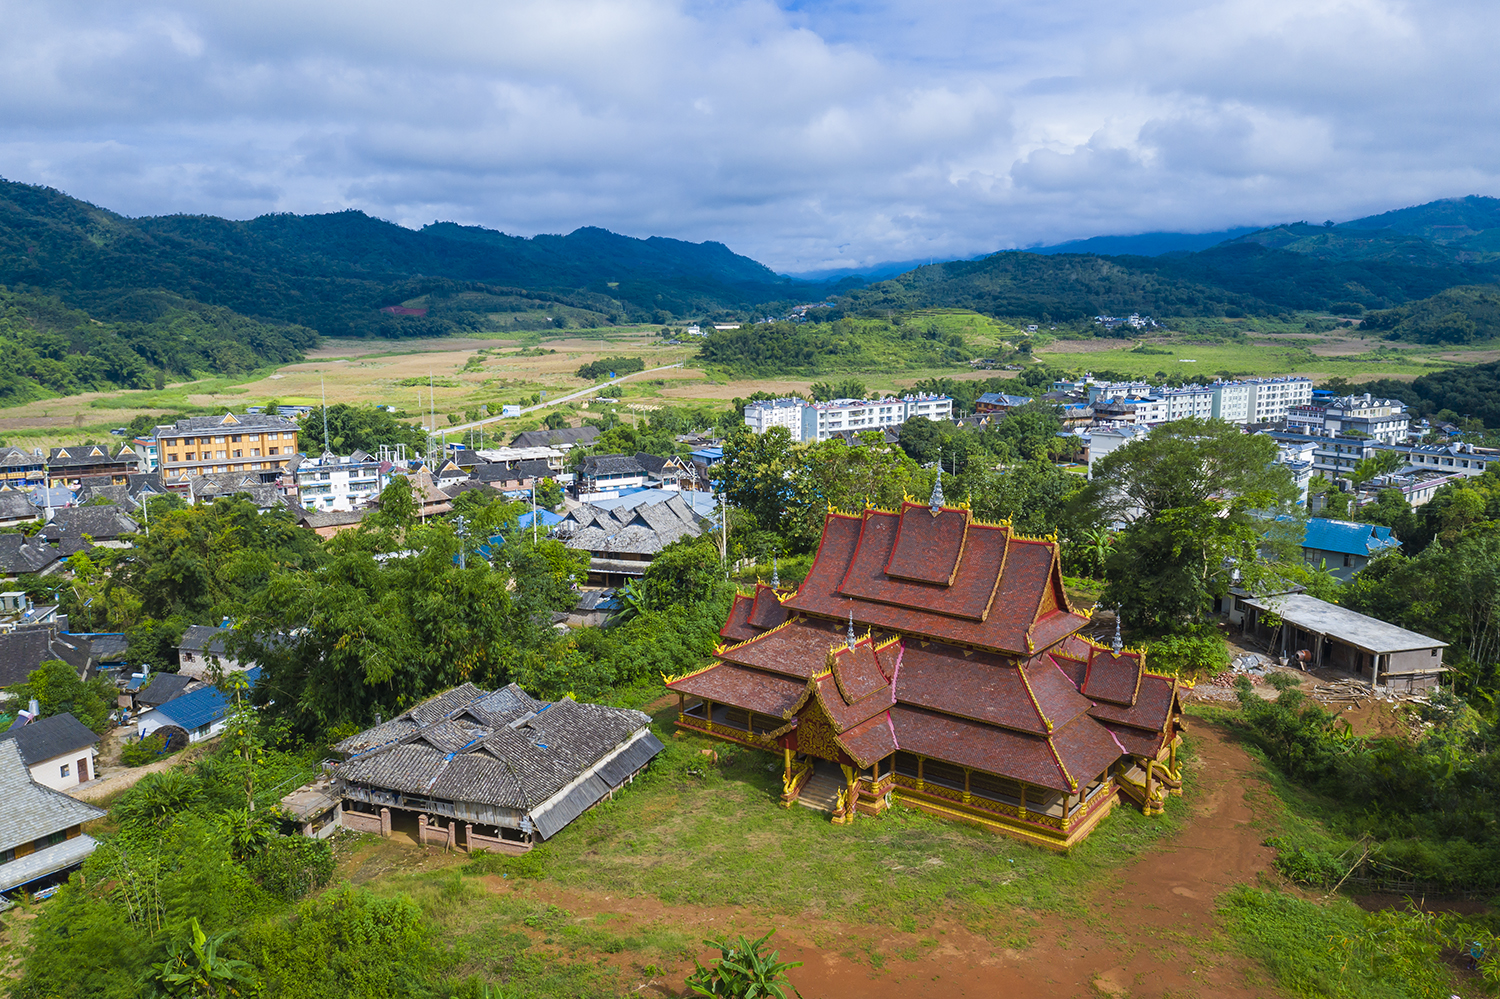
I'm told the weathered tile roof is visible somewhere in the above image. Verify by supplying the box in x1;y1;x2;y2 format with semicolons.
35;506;139;543
0;535;61;575
158;412;298;434
511;426;599;449
0;627;90;687
178;625;229;656
0;740;105;854
0;492;35;521
0;712;99;766
135;672;197;708
330;683;660;837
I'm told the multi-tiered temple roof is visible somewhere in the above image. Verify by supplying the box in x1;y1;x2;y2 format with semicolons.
668;501;1185;845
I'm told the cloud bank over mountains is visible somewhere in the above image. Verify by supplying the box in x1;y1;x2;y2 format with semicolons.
2;0;1495;273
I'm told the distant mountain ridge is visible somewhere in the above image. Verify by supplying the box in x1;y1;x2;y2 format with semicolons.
0;178;801;339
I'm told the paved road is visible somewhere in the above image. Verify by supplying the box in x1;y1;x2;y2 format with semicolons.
441;362;685;436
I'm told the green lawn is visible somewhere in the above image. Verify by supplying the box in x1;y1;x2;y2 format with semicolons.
475;714;1194;937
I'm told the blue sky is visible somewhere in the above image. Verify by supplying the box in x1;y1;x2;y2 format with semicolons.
2;0;1495;273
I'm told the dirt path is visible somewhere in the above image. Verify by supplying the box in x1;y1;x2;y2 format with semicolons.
475;720;1280;998
68;736;217;804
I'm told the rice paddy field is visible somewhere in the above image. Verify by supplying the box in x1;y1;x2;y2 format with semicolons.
0;311;1494;449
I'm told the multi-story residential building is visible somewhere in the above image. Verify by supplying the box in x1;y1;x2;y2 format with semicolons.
0;447;46;490
974;393;1035;415
130;436;159;472
1243;377;1314;423
1286;394;1409;444
46;445;140;489
290;451;392;512
1092;396;1169;424
743;398;807;436
1089;377;1312;426
1273;440;1318;507
800;394;952;442
155;412;300;488
1161;385;1216;421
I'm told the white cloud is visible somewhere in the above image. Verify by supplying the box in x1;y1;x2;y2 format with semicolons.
0;0;1496;273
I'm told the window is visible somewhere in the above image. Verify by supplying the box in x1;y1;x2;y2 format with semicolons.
213;436;226;444
1431;648;1439;657
184;452;195;461
231;435;242;443
60;763;70;778
168;454;179;463
248;434;260;442
1343;554;1353;567
233;450;242;458
215;451;226;459
252;449;261;457
268;447;279;456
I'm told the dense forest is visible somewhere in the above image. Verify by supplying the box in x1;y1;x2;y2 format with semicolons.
0;288;315;405
0;178;811;339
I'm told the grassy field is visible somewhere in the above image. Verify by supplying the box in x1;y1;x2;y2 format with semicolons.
3;309;1494;449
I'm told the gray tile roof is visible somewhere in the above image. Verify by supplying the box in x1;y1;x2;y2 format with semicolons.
511;426;599;449
157;412;299;434
0;740;105;854
0;535;61;575
558;494;706;557
330;683;656;835
135;672;196;708
0;627;90;687
177;625;229;656
0;712;98;766
0;492;35;521
46;444;139;469
581;454;647;477
35;506;139;542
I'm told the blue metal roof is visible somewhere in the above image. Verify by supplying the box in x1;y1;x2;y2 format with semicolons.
155;667;261;731
1302;519;1401;558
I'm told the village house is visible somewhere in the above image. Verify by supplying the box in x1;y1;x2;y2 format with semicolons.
0;491;36;529
0;625;91;692
0;740;106;898
176;624;245;680
666;481;1186;848
0;446;46;490
556;493;708;586
155;412;300;489
0;713;100;790
510;425;600;452
288;683;662;850
1301;518;1401;579
1239;593;1446;692
46;444;141;489
137;667;261;744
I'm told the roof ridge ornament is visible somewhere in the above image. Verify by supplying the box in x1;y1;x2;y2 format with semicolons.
771;552;779;589
1112;606;1123;654
847;608;857;650
929;456;945;513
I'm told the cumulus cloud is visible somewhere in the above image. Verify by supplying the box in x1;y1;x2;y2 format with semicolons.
0;0;1496;272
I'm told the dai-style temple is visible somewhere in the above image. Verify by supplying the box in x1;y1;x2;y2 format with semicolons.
666;486;1186;848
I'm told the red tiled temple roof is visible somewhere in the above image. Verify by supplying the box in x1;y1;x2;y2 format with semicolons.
668;501;1181;803
783;505;1089;655
890;705;1075;791
669;663;806;718
718;618;847;680
1082;648;1145;706
1088;675;1178;732
720;593;758;642
747;583;790;630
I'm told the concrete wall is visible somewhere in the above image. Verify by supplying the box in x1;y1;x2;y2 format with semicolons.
28;747;98;791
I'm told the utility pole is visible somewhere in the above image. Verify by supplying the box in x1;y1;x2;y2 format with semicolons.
532;480;538;545
321;376;331;454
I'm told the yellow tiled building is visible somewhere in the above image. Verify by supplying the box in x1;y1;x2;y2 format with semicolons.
155;412;300;484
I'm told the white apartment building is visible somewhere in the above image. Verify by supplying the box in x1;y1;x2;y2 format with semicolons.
800;394;953;442
1286;394;1409;444
1244;377;1314;424
291;451;391;512
1161;385;1215;421
1211;381;1254;423
743;398;807;436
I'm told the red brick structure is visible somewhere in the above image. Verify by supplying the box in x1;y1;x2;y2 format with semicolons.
667;496;1186;848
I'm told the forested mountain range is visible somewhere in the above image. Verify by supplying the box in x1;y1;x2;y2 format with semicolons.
0;178;803;341
7;178;1500;408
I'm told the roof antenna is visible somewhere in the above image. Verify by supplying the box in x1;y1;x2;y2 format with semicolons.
929;451;945;513
1112;606;1123;655
771;551;779;589
847;608;857;650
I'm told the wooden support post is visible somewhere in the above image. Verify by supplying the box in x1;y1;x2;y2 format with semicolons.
1145;758;1156;812
418;813;428;846
963;768;972;804
465;823;474;854
916;756;925;791
379;807;391;838
1018;783;1026;819
706;699;716;732
676;692;684;722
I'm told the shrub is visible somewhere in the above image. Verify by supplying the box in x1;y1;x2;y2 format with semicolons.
121;732;171;767
243;836;336;901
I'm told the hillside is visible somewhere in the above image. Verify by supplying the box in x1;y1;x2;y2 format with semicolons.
0;178;808;339
0;287;315;405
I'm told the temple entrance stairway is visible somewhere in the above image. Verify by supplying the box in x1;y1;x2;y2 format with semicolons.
796;760;844;813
